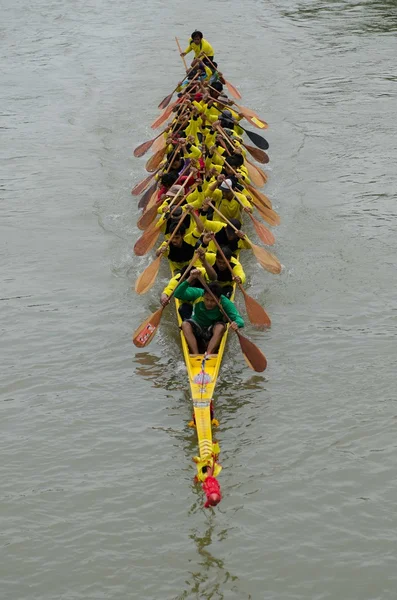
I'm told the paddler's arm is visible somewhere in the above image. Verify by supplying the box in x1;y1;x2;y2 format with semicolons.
196;246;217;281
184;203;204;233
221;296;245;328
173;275;205;302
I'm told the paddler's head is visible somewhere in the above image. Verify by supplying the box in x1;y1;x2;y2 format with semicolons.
203;282;222;310
225;219;241;241
219;178;234;200
216;246;233;271
209;81;223;98
165;184;183;200
169;221;186;247
191;30;203;45
161;172;178;188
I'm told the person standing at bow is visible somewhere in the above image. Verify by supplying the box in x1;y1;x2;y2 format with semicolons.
181;31;214;65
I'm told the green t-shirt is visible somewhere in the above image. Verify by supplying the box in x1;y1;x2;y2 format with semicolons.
174;281;244;329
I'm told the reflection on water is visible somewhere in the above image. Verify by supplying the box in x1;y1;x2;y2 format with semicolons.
176;524;247;600
281;0;397;34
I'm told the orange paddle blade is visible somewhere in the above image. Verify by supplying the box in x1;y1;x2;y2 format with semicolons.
225;79;242;100
151;102;175;129
134;139;154;158
132;307;164;348
137;203;158;230
246;159;268;184
138;181;158;209
131;172;155;196
240;287;271;328
245;161;266;187
134;223;160;256
158;92;173;110
135;255;162;295
248;213;275;245
247;185;273;210
251;244;282;274
151;135;167;154
145;147;166;172
237;332;267;372
253;204;281;227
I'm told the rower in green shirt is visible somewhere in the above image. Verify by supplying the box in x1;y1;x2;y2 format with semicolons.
174;268;244;355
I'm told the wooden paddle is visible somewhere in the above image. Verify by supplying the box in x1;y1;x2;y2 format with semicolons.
212;240;271;327
247;184;273;210
175;36;188;71
134;220;162;256
243;144;269;164
134;211;188;293
196;275;267;372
207;202;281;274
202;55;242;100
138;181;158;210
151;100;178;130
145;146;167;172
137;176;194;231
208;92;268;130
215;125;269;172
245;158;268;185
132;253;198;348
131;167;161;196
222;180;276;246
134;131;164;158
245;160;267;188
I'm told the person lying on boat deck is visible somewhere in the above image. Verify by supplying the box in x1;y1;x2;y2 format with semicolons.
197;245;246;298
160;263;207;320
156;221;200;271
181;31;214;64
174;270;244;355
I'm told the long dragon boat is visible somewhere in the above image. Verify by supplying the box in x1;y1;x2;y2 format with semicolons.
132;35;279;508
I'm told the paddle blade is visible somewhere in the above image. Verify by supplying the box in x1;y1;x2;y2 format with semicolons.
158;92;173;110
225;79;242;100
237;332;267;372
246;159;268;184
240;288;271;327
132;307;164;348
252;244;282;274
254;204;280;227
134;224;160;256
245;161;267;187
145;147;165;172
135;255;162;295
151;102;175;129
245;129;269;151
137;203;158;230
138;181;158;209
247;185;272;209
244;144;269;164
131;172;155;196
151;135;167;154
249;214;275;246
133;139;154;158
245;114;268;130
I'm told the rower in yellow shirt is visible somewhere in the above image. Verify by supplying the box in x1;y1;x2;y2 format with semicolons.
181;31;214;65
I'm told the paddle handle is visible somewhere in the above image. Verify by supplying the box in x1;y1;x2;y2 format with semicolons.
206;201;253;249
175;36;188;71
210;236;236;279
